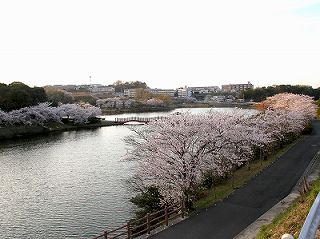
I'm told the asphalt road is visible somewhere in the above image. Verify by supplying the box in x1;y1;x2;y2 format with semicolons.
150;121;320;239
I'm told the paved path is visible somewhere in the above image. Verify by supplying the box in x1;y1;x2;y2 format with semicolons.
151;121;320;239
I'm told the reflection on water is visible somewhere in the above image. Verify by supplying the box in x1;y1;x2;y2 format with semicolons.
103;107;247;121
0;108;253;238
0;126;136;238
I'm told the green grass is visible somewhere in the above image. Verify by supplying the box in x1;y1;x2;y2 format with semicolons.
257;178;320;239
190;140;300;215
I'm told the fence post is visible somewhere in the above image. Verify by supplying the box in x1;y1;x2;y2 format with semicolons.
304;176;311;192
127;220;132;239
300;187;305;202
104;230;108;239
165;206;169;226
147;213;151;234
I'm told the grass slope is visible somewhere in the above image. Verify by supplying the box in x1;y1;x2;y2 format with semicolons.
191;140;299;214
257;178;320;239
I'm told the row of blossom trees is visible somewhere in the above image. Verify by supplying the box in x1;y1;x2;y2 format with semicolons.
0;103;102;126
125;93;317;207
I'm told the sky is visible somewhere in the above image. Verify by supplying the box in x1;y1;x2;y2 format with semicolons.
0;0;320;89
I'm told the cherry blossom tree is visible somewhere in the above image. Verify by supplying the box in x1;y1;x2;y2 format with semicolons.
0;110;12;126
144;98;164;106
126;93;316;208
57;103;102;124
258;110;304;141
126;113;214;205
7;103;60;126
261;93;317;123
0;103;102;126
125;110;270;206
257;93;317;145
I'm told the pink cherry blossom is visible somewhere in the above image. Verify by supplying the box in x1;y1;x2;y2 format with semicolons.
125;93;317;204
0;103;101;126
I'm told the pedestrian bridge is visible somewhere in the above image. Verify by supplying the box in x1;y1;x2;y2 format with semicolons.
114;116;166;124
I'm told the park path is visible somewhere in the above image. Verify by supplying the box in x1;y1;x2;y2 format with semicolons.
150;121;320;239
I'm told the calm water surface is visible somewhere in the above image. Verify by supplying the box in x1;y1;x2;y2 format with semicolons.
0;127;136;238
0;108;252;238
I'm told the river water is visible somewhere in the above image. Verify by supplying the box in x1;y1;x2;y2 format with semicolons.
0;107;249;238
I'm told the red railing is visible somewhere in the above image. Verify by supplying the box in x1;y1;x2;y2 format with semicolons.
114;116;166;123
92;203;185;239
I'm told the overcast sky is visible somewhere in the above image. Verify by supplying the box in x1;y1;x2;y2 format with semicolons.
0;0;320;89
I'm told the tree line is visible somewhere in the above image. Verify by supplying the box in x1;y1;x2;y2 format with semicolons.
0;81;151;111
111;80;148;93
125;93;317;216
244;85;320;102
0;82;47;111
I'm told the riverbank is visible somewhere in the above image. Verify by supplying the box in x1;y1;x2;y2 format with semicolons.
101;106;175;115
101;102;255;115
0;121;119;140
0;104;255;140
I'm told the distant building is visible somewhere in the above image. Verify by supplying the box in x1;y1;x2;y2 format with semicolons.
187;86;220;97
149;88;176;97
177;86;188;97
90;85;115;93
53;85;78;91
124;88;139;98
221;82;253;92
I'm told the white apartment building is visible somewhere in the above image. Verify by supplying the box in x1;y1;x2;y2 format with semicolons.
123;88;138;98
149;88;176;97
177;87;188;97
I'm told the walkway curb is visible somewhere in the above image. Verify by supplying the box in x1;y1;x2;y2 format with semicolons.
234;151;320;239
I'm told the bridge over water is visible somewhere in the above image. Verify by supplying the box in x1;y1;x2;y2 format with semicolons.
114;116;166;124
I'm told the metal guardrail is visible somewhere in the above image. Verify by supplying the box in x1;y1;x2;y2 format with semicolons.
298;192;320;239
